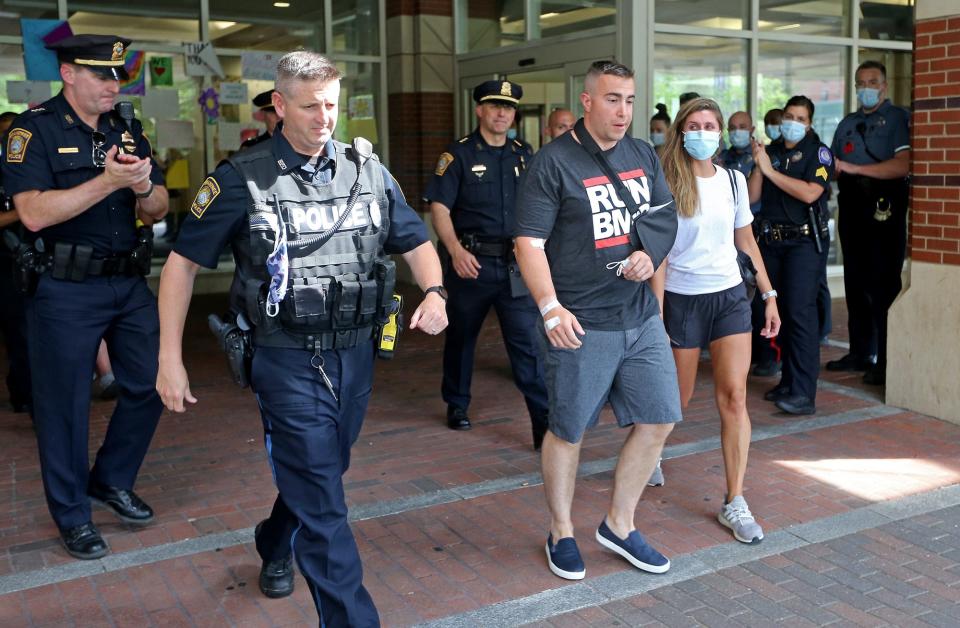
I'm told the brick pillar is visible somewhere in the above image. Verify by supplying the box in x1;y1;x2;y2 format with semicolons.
386;1;455;210
887;1;960;422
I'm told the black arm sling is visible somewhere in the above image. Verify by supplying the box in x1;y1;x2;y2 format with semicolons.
572;118;678;269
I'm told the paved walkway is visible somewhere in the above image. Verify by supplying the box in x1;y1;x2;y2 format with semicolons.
2;292;959;627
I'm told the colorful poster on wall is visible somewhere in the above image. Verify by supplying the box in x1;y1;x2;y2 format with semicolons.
21;19;71;81
119;51;146;95
149;57;174;87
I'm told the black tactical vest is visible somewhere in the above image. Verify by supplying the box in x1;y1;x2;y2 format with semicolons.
228;139;396;350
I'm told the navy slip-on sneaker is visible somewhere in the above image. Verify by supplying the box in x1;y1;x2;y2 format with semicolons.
545;533;585;580
596;520;670;574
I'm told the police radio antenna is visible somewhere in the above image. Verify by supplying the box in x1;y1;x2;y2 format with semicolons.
288;137;372;251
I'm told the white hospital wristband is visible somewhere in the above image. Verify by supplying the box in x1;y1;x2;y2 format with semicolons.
539;298;560;317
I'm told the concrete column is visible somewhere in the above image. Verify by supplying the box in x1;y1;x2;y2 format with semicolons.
886;0;960;422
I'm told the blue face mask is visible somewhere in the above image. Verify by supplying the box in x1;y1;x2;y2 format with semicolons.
506;128;518;140
857;87;881;109
650;131;665;147
780;119;807;143
265;203;289;318
683;130;721;161
730;129;752;149
765;124;781;141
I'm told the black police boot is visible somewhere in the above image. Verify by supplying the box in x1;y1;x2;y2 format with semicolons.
825;353;875;372
447;406;471;431
88;480;154;524
863;366;886;386
751;360;781;377
763;383;791;402
255;521;295;598
61;522;108;560
775;395;816;415
531;412;549;451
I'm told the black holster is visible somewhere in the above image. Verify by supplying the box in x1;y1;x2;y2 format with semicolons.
208;313;253;388
3;231;48;296
128;225;154;276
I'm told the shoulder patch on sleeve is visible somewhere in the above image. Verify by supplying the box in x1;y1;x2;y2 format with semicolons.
816;166;829;181
818;146;832;166
6;128;33;163
435;152;454;176
190;177;221;219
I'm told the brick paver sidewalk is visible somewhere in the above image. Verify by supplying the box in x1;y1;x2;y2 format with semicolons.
1;293;959;627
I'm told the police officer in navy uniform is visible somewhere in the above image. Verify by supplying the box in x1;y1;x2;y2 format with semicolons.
0;110;33;414
2;35;168;559
828;60;910;386
157;51;445;626
240;89;279;150
425;79;549;447
750;95;833;416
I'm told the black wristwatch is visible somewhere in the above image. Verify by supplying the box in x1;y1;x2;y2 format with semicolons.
425;285;448;301
134;182;154;199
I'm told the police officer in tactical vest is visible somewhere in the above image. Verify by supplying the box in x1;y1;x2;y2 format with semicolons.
156;51;446;626
829;60;910;386
425;79;549;447
2;34;168;560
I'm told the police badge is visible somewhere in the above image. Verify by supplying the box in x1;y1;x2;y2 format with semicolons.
191;177;221;219
6;128;32;163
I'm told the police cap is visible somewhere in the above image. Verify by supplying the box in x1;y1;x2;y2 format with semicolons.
252;89;276;113
45;34;131;81
473;80;522;107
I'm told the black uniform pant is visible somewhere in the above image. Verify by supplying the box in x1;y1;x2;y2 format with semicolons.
837;181;908;370
252;344;379;628
760;233;829;401
442;254;548;421
0;254;31;409
26;274;163;531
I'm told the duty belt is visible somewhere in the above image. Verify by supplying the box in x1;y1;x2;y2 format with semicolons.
767;222;812;242
255;325;375;351
459;234;511;258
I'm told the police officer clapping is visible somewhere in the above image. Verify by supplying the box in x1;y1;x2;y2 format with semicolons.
2;34;169;561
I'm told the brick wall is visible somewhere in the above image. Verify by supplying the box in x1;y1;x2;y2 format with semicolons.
388;92;455;206
386;0;452;18
910;16;960;265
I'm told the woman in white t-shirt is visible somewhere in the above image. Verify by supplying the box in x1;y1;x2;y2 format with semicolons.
650;98;780;545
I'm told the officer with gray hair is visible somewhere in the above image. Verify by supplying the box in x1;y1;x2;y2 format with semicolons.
156;50;446;626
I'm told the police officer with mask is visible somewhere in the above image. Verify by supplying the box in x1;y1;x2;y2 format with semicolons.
157;51;446;626
829;61;910;386
749;95;833;415
425;80;549;448
2;35;168;559
240;89;279;150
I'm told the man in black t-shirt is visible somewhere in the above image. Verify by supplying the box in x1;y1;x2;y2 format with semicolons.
515;60;681;581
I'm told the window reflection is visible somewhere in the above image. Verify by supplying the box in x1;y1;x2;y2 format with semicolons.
759;0;849;37
655;0;748;30
332;0;379;55
654;34;747;124
465;0;525;51
860;0;914;42
210;0;323;51
537;1;615;38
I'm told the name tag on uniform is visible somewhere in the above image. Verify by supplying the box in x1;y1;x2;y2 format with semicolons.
57;147;80;154
471;164;487;179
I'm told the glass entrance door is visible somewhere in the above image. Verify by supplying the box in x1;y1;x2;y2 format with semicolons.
456;36;615;149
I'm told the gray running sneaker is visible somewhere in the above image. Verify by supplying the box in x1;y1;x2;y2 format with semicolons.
647;459;664;487
718;496;763;544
